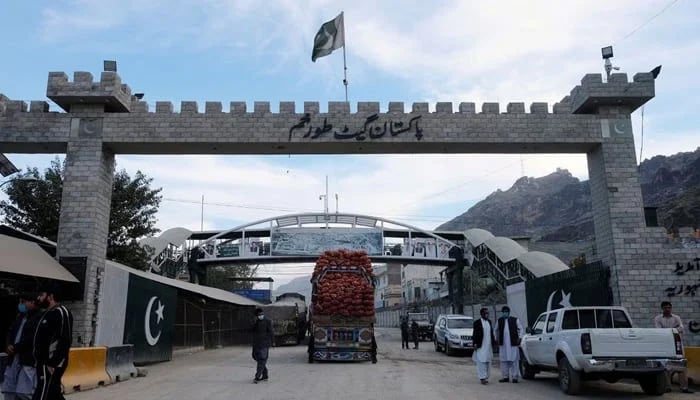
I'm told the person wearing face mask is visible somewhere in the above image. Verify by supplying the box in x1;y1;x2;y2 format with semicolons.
472;308;495;384
496;306;523;383
32;283;73;400
2;293;41;400
251;308;273;383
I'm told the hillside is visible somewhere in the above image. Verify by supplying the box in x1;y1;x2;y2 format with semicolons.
438;148;700;241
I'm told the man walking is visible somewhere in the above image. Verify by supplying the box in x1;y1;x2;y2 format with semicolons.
410;319;420;349
400;316;410;350
2;293;41;400
496;306;523;383
32;284;73;400
472;308;495;384
654;301;693;394
251;308;273;383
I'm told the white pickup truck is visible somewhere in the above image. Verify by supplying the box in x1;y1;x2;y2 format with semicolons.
520;306;686;395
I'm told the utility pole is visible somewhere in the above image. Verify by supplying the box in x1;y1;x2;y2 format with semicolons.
200;195;204;231
335;193;339;213
319;175;329;228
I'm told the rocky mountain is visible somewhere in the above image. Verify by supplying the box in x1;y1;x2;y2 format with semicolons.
437;148;700;240
272;275;312;303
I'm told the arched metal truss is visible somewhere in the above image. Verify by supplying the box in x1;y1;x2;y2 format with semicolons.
196;212;460;264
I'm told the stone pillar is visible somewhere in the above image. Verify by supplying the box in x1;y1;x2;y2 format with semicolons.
57;110;114;346
567;72;655;307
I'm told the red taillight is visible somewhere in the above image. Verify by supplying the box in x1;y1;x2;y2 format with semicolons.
673;333;683;355
581;333;592;354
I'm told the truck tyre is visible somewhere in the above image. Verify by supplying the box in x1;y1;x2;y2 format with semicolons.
445;340;454;356
638;372;665;396
519;351;537;380
558;357;582;395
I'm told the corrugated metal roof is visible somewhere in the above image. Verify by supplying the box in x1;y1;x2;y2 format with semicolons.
516;251;569;277
483;237;527;262
0;234;78;282
464;228;495;247
106;260;261;306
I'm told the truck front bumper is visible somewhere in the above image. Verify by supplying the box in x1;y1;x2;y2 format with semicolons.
583;358;686;373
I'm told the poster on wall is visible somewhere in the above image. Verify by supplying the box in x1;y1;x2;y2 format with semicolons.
270;227;383;256
123;274;177;364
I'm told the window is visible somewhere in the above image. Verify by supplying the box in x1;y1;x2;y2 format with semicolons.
612;310;632;328
579;309;596;328
447;318;473;329
546;312;557;333
596;309;613;328
414;287;421;299
562;310;579;330
532;315;546;335
439;318;446;328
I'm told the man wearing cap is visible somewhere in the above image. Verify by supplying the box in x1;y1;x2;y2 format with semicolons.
496;305;523;383
32;284;73;400
251;308;273;383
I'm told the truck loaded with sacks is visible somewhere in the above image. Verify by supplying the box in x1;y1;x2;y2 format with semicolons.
307;249;377;363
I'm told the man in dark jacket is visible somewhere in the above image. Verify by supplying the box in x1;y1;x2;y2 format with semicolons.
410;319;419;349
251;308;273;383
3;293;41;400
32;283;73;400
400;316;409;350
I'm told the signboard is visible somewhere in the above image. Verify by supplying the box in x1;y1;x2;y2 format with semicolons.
232;289;271;304
271;227;383;256
123;274;177;364
524;262;611;326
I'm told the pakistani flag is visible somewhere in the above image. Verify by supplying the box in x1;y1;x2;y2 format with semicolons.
311;12;345;62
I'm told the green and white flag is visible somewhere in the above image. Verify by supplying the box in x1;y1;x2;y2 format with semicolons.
311;12;345;62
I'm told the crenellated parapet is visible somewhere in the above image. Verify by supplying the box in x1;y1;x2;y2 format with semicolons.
569;72;655;114
46;71;132;112
107;100;569;115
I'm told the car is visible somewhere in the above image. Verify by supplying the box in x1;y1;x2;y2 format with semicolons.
433;314;474;356
520;306;686;396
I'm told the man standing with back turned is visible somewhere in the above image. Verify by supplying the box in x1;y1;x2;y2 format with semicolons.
33;283;73;400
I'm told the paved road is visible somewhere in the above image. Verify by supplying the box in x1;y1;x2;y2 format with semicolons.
70;328;694;400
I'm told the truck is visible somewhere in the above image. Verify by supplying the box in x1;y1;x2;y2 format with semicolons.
307;249;377;363
407;312;434;342
263;292;308;346
520;306;686;395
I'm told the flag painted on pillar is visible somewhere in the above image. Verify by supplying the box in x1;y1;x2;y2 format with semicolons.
311;12;345;62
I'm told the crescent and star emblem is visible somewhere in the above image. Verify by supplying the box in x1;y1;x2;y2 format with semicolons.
546;290;573;312
145;296;165;346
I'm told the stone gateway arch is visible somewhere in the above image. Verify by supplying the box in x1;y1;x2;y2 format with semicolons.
2;67;698;346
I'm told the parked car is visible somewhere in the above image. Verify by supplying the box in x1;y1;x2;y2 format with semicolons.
433;314;474;356
520;306;686;396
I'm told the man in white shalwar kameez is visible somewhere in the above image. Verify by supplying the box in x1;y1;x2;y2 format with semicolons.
472;307;495;384
496;305;524;383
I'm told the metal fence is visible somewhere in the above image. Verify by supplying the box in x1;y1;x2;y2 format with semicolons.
375;303;506;328
174;295;255;350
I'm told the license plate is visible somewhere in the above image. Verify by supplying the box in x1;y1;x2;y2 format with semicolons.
626;360;647;367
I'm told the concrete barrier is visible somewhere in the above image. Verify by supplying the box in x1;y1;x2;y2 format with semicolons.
106;345;137;383
686;347;700;385
61;347;111;394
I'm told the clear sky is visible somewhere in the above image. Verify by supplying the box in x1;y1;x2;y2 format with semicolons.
1;1;699;286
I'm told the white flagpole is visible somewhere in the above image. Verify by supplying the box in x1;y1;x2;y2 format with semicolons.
341;11;348;103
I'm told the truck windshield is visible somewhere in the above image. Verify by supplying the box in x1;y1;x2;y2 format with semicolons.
447;319;473;329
